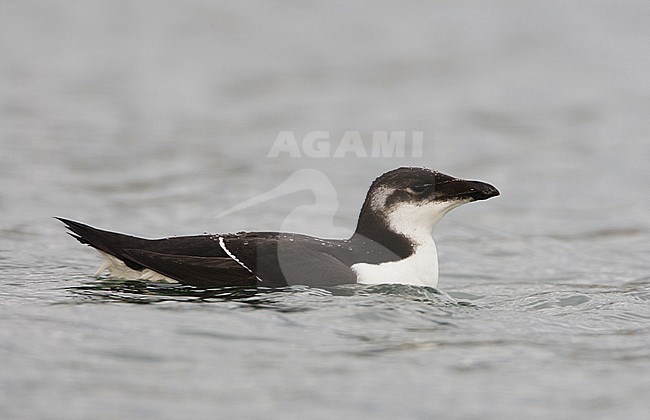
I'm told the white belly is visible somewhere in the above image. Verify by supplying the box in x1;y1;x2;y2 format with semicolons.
351;240;439;288
95;252;178;283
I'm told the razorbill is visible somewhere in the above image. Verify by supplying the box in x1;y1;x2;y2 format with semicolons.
58;167;499;288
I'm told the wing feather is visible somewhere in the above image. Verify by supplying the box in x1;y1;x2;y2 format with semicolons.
123;249;256;288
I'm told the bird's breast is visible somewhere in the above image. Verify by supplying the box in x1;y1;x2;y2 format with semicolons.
351;240;439;287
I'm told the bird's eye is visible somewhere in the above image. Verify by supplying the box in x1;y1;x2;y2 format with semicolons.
407;184;427;195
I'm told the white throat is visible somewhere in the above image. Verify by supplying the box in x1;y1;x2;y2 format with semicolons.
384;201;465;246
351;198;470;288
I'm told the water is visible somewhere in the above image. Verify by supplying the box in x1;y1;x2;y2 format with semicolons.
2;1;650;418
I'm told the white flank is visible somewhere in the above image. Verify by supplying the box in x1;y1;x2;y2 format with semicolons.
95;251;179;283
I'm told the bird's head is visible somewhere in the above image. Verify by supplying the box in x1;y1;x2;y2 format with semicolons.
356;167;499;244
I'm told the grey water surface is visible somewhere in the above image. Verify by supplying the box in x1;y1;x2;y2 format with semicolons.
2;1;650;419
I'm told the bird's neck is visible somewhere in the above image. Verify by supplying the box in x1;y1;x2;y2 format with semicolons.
352;206;415;261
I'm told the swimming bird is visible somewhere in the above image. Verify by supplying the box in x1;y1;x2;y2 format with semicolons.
58;167;499;289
